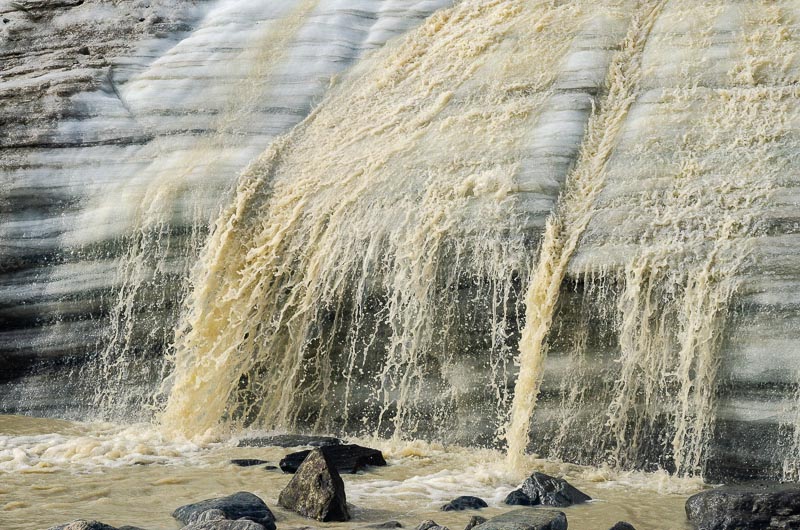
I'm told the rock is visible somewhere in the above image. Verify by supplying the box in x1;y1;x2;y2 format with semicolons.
264;465;279;470
504;472;590;508
503;490;530;506
280;444;386;474
609;523;635;530
47;522;118;530
173;492;276;530
363;523;403;529
182;521;266;530
471;509;567;530
464;516;487;530
685;484;800;530
278;448;351;522
237;435;342;448
441;496;488;511
230;459;269;467
187;509;226;524
415;521;448;530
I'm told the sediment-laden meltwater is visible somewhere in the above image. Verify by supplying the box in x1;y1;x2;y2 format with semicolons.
160;0;636;442
523;0;800;479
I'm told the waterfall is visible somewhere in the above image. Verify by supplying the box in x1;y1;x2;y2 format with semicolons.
508;0;797;476
84;0;324;418
4;0;800;483
160;0;627;438
504;0;666;470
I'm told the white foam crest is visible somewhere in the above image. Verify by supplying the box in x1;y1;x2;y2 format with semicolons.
0;422;211;473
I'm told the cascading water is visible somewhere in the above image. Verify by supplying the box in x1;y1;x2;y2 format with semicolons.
504;0;667;470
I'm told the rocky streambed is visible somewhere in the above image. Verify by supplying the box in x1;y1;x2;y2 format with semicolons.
9;421;793;530
15;417;800;530
45;437;628;530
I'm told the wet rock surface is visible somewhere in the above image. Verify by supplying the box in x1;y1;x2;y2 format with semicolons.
48;522;119;530
504;472;590;508
230;459;270;467
464;516;488;530
173;492;276;530
415;521;448;530
441;496;488;511
186;509;227;524
362;522;403;528
278;448;350;522
685;484;800;530
182;520;266;530
609;523;635;530
237;435;342;448
471;509;567;530
279;444;386;474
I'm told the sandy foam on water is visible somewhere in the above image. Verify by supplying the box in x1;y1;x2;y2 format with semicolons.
0;420;212;473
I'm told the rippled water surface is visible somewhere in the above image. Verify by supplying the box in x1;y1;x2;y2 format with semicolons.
0;415;698;530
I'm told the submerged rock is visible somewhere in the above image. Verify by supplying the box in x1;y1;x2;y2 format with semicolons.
464;516;487;530
173;492;275;530
504;472;590;508
609;523;635;530
471;509;567;530
279;444;386;474
441;496;488;511
237;435;341;448
278;448;351;522
48;522;118;530
230;459;270;467
362;522;403;528
686;484;800;530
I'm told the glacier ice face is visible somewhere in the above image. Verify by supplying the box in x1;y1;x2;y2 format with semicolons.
2;0;800;482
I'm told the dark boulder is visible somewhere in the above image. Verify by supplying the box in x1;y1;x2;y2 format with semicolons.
503;490;530;506
464;516;487;530
362;522;403;528
173;492;276;530
278;447;351;522
47;522;118;530
609;523;635;530
686;484;800;530
471;509;567;530
280;444;387;474
504;472;590;508
237;434;341;448
230;459;270;467
441;496;488;511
